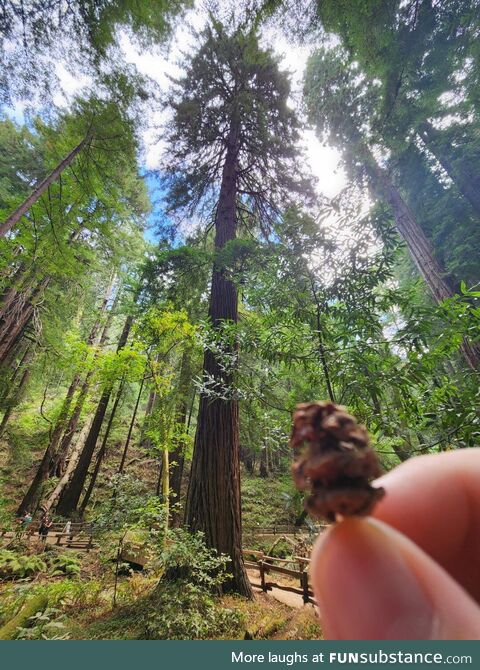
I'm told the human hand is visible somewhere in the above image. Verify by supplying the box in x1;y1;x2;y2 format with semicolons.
310;448;480;639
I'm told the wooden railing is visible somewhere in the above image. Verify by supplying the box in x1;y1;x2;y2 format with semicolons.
243;549;316;606
1;522;94;550
243;524;323;536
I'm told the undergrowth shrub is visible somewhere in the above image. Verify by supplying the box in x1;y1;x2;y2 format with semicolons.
144;529;242;639
0;549;81;580
0;549;47;578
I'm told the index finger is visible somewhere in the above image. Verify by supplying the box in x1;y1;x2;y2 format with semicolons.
373;448;480;602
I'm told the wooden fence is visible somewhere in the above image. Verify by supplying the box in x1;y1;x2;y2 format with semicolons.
1;522;94;550
243;524;324;536
243;549;316;606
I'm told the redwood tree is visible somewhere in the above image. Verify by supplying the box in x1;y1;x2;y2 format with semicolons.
304;46;480;370
164;20;312;595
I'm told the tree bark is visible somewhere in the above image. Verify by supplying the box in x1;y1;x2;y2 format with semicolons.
50;279;119;477
79;380;125;516
0;136;89;238
118;374;145;474
364;148;479;370
0;278;50;365
418;121;480;218
56;314;134;516
17;277;117;514
42;418;93;513
0;364;32;438
184;118;252;597
139;389;156;452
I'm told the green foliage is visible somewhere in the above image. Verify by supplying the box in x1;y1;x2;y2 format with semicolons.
144;529;241;639
48;553;82;577
0;550;47;579
145;580;242;640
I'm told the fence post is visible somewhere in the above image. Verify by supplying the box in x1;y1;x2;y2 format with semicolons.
300;570;310;605
259;561;267;592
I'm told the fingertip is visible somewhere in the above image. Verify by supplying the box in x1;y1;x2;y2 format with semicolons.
311;517;480;640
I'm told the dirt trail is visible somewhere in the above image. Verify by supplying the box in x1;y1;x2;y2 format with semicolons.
247;569;315;610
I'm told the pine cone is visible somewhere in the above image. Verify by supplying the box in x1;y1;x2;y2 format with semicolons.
291;402;385;522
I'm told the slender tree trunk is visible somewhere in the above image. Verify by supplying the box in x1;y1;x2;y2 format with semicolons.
259;446;269;478
50;280;119;477
118;374;145;474
56;314;134;516
79;380;125;516
17;278;117;514
0;136;89;238
0;229;82;366
169;351;193;523
310;278;335;402
0;278;50;365
17;373;82;515
139;389;156;451
418;122;480;218
8;344;32;387
0;364;32;437
162;449;169;535
184;118;252;597
42;418;93;513
364;148;479;370
0;344;32;404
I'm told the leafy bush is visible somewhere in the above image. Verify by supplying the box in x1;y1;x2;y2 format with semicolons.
48;553;81;576
144;529;242;639
146;581;241;639
0;550;47;579
16;607;70;640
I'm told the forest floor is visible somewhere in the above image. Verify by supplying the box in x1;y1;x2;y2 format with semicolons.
248;570;310;609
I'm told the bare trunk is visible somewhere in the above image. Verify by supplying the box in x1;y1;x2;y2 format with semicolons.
184;118;251;597
0;278;50;365
365;150;479;370
17;278;118;514
418;122;480;218
139;390;156;451
0;364;32;436
118;374;145;473
79;380;125;516
162;449;169;535
42;418;93;513
0;136;89;238
56;314;134;516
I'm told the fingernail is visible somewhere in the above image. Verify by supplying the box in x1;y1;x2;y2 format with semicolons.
312;518;436;639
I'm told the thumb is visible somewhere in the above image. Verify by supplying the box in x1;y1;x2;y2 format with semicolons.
311;517;480;639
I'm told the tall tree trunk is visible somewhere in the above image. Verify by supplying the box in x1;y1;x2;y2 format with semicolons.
310;277;335;402
0;136;90;238
0;278;50;365
42;418;93;513
0;363;32;437
169;351;192;525
184;119;252;597
50;279;119;477
139;389;156;451
0;343;32;403
56;314;134;516
162;449;169;535
17;278;117;514
0;229;82;366
417;122;480;218
118;374;145;474
364;147;479;370
79;380;125;516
